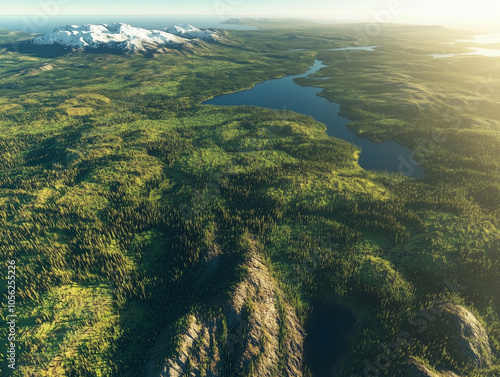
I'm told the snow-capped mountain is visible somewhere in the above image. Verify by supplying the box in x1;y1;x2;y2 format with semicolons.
164;24;218;41
31;22;220;53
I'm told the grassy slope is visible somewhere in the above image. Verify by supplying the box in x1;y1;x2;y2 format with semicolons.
0;23;498;376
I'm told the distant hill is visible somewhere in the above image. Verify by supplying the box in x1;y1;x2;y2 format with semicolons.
222;18;274;25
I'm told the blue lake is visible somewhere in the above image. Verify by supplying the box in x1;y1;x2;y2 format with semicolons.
303;302;356;376
433;34;500;58
204;60;424;177
203;58;427;375
432;47;500;59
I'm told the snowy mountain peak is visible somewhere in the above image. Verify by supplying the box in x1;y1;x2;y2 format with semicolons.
31;22;221;53
166;24;200;33
165;24;219;41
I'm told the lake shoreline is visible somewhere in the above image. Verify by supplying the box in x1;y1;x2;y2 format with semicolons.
204;58;425;178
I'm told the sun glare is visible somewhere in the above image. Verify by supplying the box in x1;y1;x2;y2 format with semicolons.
402;0;500;28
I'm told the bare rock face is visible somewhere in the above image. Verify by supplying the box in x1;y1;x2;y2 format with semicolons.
157;236;305;377
159;316;219;377
404;303;492;377
228;243;305;377
437;303;492;369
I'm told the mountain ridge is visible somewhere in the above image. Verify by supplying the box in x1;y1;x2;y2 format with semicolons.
31;22;221;53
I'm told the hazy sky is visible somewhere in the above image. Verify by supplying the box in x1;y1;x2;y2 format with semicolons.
2;0;499;29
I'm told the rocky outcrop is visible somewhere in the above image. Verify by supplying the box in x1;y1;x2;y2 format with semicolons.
405;303;492;377
437;303;492;369
158;236;305;376
159;316;217;377
227;242;305;377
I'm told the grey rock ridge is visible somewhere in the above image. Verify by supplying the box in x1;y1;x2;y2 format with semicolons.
405;302;493;376
158;237;305;377
437;303;493;368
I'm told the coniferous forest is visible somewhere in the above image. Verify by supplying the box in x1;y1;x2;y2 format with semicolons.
0;21;499;376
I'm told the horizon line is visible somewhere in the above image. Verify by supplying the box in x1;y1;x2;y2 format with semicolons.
0;15;494;33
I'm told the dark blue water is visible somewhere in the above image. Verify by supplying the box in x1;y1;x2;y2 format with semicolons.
0;16;257;34
204;60;424;177
303;302;356;377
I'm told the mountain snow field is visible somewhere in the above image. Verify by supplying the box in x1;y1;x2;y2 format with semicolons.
31;22;221;52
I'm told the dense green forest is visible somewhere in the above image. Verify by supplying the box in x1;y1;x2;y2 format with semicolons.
0;22;499;376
